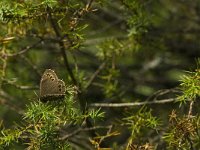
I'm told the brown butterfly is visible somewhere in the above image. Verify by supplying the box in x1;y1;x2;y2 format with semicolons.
40;69;66;102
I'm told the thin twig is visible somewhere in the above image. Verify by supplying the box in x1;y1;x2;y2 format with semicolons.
85;62;106;89
90;98;177;107
146;88;180;101
5;40;42;57
2;79;38;90
59;126;111;140
99;125;113;145
86;0;95;9
188;100;194;118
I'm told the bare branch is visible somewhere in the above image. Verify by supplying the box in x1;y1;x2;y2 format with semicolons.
146;88;180;101
2;79;38;90
59;125;111;140
90;98;177;107
85;62;106;89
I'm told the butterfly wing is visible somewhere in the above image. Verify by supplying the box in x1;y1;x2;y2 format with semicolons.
40;69;58;97
40;69;66;101
42;79;66;101
55;80;66;94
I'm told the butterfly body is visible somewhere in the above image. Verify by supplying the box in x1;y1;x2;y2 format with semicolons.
40;69;66;102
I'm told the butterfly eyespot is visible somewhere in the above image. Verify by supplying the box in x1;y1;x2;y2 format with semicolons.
51;78;55;81
59;88;62;91
58;85;62;88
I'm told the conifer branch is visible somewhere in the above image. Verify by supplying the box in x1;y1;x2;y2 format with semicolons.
47;7;78;86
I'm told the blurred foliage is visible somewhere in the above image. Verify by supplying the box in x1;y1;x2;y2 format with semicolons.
0;0;199;149
178;61;200;105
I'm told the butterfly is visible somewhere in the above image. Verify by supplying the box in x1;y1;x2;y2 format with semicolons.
40;69;66;102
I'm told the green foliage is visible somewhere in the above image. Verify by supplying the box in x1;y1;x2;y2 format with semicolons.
123;107;159;140
97;39;124;60
0;127;22;146
89;108;105;124
0;94;105;149
101;68;120;98
24;102;58;123
178;67;200;104
123;0;150;36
